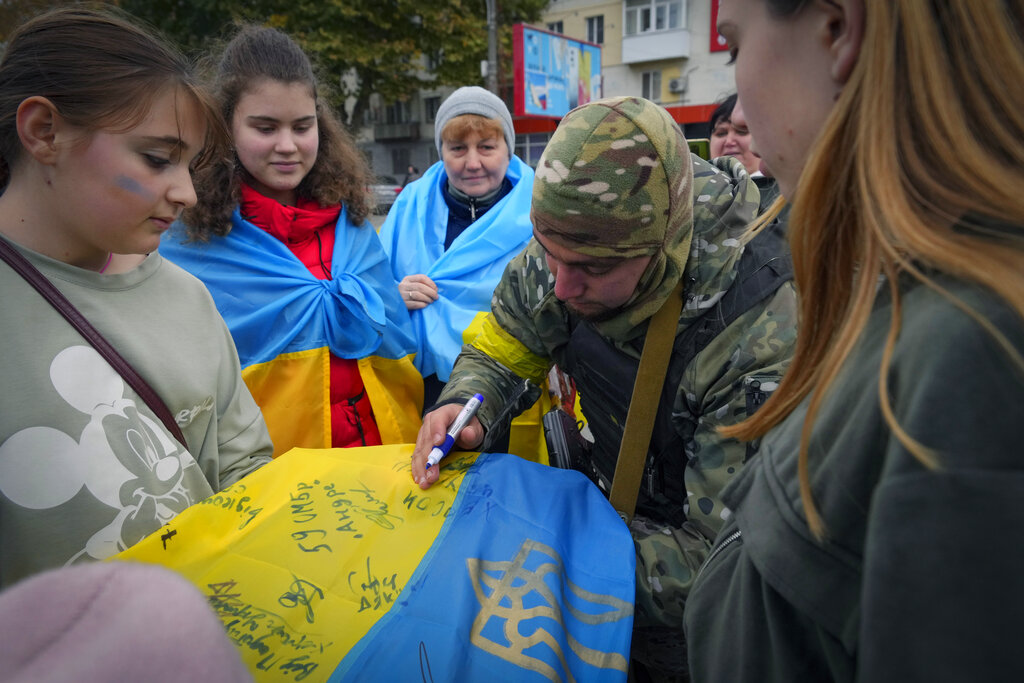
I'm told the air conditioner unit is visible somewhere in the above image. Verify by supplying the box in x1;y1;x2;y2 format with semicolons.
668;77;688;94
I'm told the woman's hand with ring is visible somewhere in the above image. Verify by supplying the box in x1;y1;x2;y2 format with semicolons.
399;274;439;311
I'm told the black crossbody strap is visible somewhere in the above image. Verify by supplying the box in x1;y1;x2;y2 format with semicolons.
0;239;188;449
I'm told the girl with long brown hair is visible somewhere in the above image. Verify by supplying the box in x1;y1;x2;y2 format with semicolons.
162;26;423;456
0;7;272;586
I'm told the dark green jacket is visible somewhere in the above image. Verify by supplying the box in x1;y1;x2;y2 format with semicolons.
685;275;1024;682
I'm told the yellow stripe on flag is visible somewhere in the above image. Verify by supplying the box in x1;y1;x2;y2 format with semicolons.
116;445;476;682
242;348;331;457
358;354;423;444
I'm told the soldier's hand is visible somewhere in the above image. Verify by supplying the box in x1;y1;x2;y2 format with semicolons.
411;404;484;489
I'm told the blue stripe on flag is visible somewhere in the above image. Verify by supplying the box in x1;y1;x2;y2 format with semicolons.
330;452;634;682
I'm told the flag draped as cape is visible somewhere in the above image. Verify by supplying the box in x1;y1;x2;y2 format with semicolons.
377;158;548;463
378;156;535;382
115;445;635;682
161;209;423;454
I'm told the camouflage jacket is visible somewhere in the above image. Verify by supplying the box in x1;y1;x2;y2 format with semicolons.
440;156;798;629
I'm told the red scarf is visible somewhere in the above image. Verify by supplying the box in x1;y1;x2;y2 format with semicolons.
239;183;341;245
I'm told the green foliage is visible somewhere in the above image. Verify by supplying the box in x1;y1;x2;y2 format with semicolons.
0;0;61;39
112;0;547;127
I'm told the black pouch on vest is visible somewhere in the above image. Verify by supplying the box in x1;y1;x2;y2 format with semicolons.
542;407;608;490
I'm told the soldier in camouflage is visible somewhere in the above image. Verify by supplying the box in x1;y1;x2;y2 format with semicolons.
411;96;798;679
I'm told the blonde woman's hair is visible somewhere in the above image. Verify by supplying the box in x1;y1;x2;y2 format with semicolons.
723;0;1024;537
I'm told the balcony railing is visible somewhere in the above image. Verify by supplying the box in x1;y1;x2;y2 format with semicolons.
373;122;420;141
621;28;691;64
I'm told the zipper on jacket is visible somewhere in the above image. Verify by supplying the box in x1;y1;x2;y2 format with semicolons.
697;529;741;580
644;459;657;498
314;230;331;279
469;197;478;221
347;389;368;446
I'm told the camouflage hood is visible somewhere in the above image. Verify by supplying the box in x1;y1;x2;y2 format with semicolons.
532;96;694;340
532;96;759;341
680;154;761;318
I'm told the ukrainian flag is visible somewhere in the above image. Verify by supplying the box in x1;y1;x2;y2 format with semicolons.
161;209;423;455
379;158;549;462
378;156;534;383
115;446;635;682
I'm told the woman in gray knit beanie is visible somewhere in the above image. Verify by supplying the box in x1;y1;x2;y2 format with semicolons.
432;86;515;160
377;86;536;410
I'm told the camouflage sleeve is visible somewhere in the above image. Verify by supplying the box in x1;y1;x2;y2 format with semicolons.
488;240;572;359
437;341;543;435
438;241;562;432
633;280;798;628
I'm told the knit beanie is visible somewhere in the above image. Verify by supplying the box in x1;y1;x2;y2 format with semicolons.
434;86;515;158
0;562;251;682
532;96;694;336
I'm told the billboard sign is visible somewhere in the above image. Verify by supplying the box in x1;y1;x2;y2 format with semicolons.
513;24;602;119
710;0;729;52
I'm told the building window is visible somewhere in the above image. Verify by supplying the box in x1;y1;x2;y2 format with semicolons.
391;148;411;176
515;133;552;168
625;0;685;36
424;96;441;122
642;70;662;101
586;15;604;44
384;100;412;125
547;21;563;34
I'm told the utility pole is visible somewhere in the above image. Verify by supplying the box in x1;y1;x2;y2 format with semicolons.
485;0;498;94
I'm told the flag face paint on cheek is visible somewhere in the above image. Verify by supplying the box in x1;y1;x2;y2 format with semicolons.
115;174;156;201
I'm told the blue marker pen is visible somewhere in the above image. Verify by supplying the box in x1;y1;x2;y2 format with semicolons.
425;393;484;470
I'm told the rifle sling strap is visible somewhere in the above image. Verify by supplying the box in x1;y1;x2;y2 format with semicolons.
608;281;683;524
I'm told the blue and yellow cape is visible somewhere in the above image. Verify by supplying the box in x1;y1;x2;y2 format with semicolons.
378;156;535;382
378;158;550;461
162;208;423;455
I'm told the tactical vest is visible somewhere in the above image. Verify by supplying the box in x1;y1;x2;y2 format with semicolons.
559;222;793;524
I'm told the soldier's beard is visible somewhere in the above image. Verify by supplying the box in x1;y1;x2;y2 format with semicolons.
565;301;620;323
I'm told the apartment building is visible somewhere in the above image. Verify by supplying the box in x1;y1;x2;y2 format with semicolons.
358;0;736;178
543;0;735;129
